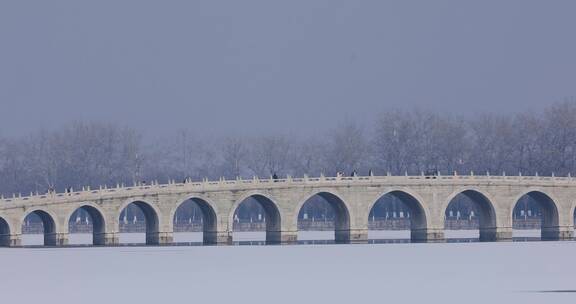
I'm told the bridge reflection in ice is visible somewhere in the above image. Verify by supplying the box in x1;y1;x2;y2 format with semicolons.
20;229;548;247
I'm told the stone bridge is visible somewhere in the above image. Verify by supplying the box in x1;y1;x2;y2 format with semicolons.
0;174;575;247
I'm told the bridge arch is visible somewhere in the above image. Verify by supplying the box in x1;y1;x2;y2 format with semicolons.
118;200;161;245
0;216;11;247
443;189;497;241
229;192;282;244
66;203;106;246
171;196;218;245
295;191;351;243
571;202;576;235
511;190;560;240
21;209;60;246
368;189;428;242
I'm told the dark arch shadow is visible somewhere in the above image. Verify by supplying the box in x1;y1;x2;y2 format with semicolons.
0;217;11;247
298;192;350;244
445;190;497;242
68;206;106;246
513;191;559;241
233;194;281;245
369;191;427;242
23;210;57;246
119;201;160;245
173;198;218;245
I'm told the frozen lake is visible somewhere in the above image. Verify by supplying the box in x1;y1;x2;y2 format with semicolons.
2;238;576;304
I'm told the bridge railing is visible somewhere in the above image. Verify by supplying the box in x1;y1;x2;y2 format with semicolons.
1;173;574;204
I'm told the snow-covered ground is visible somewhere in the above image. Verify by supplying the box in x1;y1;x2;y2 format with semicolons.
4;233;576;304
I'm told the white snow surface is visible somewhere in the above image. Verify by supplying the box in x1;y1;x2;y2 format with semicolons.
2;237;576;304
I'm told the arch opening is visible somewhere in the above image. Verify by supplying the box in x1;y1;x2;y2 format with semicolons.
173;198;217;245
232;195;281;245
444;191;496;242
21;210;57;246
297;192;350;244
119;201;159;245
513;192;559;241
68;206;105;246
0;217;10;247
368;191;426;243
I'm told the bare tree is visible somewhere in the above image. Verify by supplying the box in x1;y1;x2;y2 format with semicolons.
290;138;325;177
324;122;367;175
219;136;247;179
373;110;425;174
3;101;576;198
246;135;293;178
539;101;576;175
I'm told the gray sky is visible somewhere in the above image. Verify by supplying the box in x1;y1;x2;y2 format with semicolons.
1;1;575;137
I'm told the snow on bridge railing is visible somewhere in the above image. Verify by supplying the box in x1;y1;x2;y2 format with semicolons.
1;172;574;204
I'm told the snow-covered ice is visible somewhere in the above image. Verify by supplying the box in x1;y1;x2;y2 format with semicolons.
2;236;576;304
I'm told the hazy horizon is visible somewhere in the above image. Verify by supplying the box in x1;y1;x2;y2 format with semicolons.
2;1;576;137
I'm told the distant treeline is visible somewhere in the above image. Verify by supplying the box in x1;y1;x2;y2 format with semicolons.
2;101;576;198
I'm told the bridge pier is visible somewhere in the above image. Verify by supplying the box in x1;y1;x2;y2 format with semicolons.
0;234;21;247
94;233;120;246
45;233;68;247
266;231;299;245
411;228;445;243
333;229;369;244
349;229;369;244
279;231;298;245
479;227;513;242
542;226;574;241
204;231;232;245
146;232;174;245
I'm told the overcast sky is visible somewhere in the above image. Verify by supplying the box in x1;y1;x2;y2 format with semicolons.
1;1;575;137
